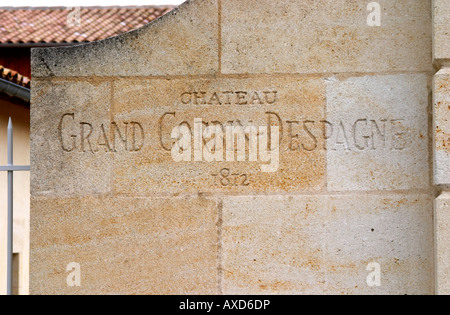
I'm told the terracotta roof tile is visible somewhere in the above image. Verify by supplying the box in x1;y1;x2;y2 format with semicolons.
0;65;30;88
0;6;174;45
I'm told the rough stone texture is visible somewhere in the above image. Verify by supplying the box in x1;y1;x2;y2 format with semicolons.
30;196;219;295
326;74;430;191
433;0;450;64
31;80;112;197
30;0;437;295
222;194;434;295
31;0;219;78
434;68;450;186
221;0;433;74
433;0;450;296
112;77;326;194
435;192;450;295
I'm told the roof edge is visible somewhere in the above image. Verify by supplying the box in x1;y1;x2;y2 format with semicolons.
0;5;176;45
0;78;30;103
0;43;84;48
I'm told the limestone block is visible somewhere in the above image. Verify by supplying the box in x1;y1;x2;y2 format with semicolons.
31;0;219;78
111;76;327;194
222;194;434;295
30;196;219;295
31;80;112;196
326;74;430;191
434;68;450;185
436;192;450;295
433;0;450;64
221;0;432;74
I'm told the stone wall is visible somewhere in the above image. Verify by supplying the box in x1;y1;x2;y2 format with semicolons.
433;0;450;295
30;0;447;294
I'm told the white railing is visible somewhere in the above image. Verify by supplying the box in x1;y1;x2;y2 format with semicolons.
0;118;30;295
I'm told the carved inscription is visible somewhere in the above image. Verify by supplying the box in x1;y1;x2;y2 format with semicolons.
58;113;145;153
180;90;278;106
59;91;409;160
159;112;408;153
211;169;250;187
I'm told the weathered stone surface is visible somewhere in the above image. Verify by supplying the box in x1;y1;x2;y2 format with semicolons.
433;0;450;64
433;1;450;297
326;74;430;191
434;68;450;185
30;0;437;295
435;192;450;295
221;0;432;74
31;80;112;197
112;76;326;194
31;0;219;78
30;196;219;295
222;194;434;295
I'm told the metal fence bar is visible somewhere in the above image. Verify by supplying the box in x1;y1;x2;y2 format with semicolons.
0;166;32;171
1;118;30;296
7;118;13;296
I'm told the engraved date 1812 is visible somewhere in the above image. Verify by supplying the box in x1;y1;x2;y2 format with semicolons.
211;168;250;187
